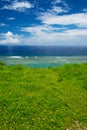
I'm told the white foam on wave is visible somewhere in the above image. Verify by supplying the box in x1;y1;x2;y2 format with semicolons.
25;56;29;58
7;56;23;59
34;56;38;59
56;56;61;59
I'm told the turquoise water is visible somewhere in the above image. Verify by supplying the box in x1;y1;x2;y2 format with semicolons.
0;56;87;68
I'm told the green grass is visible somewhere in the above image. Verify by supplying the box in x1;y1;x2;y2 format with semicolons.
0;62;87;130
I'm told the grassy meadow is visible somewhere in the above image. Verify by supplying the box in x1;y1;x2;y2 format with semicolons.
0;62;87;130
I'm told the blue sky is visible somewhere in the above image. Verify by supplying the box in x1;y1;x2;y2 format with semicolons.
0;0;87;46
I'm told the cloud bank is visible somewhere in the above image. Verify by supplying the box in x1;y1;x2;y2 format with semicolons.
0;0;87;46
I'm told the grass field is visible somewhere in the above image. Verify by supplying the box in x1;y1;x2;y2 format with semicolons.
0;62;87;130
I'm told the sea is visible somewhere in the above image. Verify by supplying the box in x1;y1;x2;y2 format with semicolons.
0;45;87;68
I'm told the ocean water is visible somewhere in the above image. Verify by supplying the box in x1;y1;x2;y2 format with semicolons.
0;46;87;56
0;46;87;68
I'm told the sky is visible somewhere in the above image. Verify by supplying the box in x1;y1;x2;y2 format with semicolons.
0;0;87;46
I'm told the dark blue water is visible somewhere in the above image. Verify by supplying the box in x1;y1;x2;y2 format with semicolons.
0;45;87;56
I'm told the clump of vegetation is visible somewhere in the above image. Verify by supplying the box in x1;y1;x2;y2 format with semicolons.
0;62;87;130
0;61;5;66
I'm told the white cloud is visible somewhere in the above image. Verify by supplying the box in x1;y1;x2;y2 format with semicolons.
51;0;62;6
49;6;68;14
38;13;87;28
21;25;66;34
52;0;69;9
48;0;69;15
83;8;87;12
61;0;69;9
64;29;87;36
3;1;33;12
0;31;21;44
54;0;62;4
0;23;7;26
52;0;65;5
7;17;15;20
